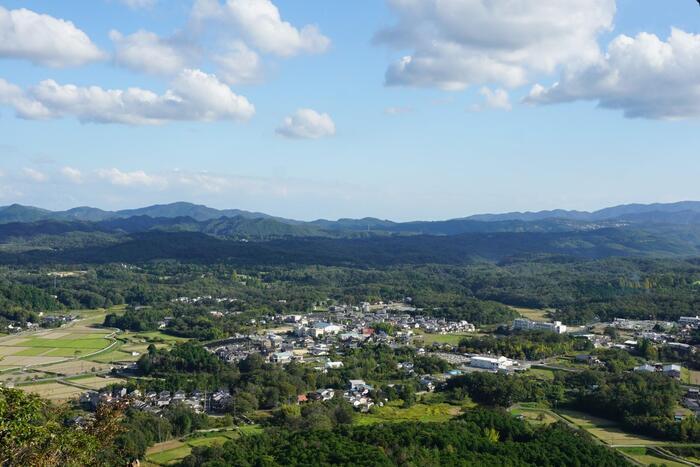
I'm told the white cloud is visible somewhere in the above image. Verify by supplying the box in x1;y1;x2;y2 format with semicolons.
0;6;103;67
194;0;330;57
60;166;83;183
276;108;336;139
96;168;166;187
118;0;157;9
213;41;262;85
22;167;48;182
384;106;412;115
0;69;255;125
376;0;615;91
471;87;512;111
526;28;700;120
110;30;191;75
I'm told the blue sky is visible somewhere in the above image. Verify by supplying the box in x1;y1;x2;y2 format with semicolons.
1;0;699;221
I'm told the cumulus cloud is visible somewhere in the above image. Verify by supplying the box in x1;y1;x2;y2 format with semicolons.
110;30;191;75
526;28;700;120
96;168;166;187
22;167;48;182
276;108;336;139
0;6;103;67
0;69;255;125
376;0;615;91
193;0;330;57
60;166;83;183
471;87;512;111
213;41;263;85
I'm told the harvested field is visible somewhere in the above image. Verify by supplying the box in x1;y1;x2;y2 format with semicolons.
20;382;84;401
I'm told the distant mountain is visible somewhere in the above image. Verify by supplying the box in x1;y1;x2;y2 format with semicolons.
113;202;277;222
0;204;53;223
0;202;282;225
5;225;700;266
466;201;700;223
6;201;700;237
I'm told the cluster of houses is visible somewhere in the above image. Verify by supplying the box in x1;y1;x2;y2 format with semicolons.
79;386;233;414
344;379;375;412
633;363;682;379
3;313;77;333
171;295;238;305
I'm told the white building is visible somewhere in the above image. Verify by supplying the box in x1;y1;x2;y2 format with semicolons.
513;318;567;334
470;356;514;371
680;316;700;326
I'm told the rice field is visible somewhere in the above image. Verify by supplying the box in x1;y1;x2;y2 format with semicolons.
68;375;125;389
20;381;85;401
0;328;114;370
42;360;114;376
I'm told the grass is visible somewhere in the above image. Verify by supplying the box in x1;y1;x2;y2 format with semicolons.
413;330;471;346
617;447;689;467
13;347;52;357
19;381;84;401
557;409;661;446
511;307;550;321
147;444;192;465
16;336;110;349
527;367;557;381
683;368;700;386
355;401;464;426
510;406;558;426
146;428;257;465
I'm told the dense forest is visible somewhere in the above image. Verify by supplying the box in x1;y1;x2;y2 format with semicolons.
178;409;627;466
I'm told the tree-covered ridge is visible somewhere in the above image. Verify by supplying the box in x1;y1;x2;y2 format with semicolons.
178;409;628;466
0;388;123;467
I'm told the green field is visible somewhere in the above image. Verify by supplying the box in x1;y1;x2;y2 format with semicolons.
355;401;465;426
14;347;53;356
16;336;109;349
557;409;661;446
146;428;259;465
617;447;689;467
413;331;471;346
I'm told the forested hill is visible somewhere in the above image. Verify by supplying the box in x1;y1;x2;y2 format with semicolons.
3;225;700;266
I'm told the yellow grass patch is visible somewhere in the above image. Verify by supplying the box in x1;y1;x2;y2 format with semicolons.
1;355;65;366
42;360;113;376
20;382;84;401
0;346;28;356
71;376;125;389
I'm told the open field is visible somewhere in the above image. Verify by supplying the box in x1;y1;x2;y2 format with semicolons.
617;447;689;467
511;307;551;321
68;375;125;389
355;401;464;426
557;409;661;446
527;367;557;381
682;368;700;386
0;327;114;371
509;404;558;426
42;359;114;376
413;331;472;346
19;381;85;401
146;429;255;465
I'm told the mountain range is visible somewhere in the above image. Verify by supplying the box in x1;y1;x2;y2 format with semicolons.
3;201;700;266
0;201;700;231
